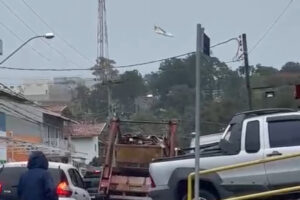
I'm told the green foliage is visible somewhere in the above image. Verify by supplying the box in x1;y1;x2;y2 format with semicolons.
113;70;147;113
281;62;300;73
71;56;300;148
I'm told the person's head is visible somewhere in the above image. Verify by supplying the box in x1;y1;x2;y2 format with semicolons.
27;151;49;170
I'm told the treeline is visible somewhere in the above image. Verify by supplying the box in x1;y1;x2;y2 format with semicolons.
70;55;300;147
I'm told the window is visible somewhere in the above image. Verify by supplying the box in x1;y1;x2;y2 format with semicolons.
0;167;27;186
0;167;64;187
68;169;84;188
68;169;78;186
48;168;67;185
269;120;300;148
245;121;260;153
74;169;84;188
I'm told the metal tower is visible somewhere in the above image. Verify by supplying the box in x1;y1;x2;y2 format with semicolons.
97;0;109;59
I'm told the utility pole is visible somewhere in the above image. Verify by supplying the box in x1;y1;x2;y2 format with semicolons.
195;24;204;200
242;33;253;110
107;82;112;118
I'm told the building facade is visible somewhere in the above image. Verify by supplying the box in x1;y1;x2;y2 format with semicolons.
0;89;74;162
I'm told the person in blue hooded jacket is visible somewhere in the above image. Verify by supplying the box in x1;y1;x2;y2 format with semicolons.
18;151;58;200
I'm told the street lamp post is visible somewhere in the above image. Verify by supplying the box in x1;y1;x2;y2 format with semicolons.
0;33;55;65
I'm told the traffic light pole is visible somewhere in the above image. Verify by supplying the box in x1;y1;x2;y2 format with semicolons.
195;24;204;200
242;33;253;110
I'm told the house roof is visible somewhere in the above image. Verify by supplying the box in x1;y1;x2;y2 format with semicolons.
43;105;68;114
0;88;75;123
70;123;106;138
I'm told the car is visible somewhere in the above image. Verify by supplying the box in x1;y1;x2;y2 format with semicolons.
0;161;91;200
83;169;101;200
149;109;300;200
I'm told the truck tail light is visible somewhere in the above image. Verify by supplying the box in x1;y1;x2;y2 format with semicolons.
56;181;72;197
0;183;2;194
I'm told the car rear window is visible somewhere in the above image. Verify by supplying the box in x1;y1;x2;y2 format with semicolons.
84;178;100;188
0;167;27;186
0;166;66;187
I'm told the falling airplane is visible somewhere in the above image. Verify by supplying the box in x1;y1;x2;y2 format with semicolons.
154;25;174;37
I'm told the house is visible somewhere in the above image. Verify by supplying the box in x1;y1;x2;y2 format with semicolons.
22;79;74;105
69;123;106;164
21;77;97;105
0;88;75;162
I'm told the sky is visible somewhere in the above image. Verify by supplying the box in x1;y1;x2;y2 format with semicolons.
0;0;299;85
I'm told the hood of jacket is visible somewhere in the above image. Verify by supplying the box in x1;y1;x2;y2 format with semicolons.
27;151;49;170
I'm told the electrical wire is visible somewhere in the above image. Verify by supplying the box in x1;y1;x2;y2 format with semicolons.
21;0;94;65
210;38;239;48
0;0;82;68
0;51;244;71
0;52;195;71
0;35;244;72
0;21;52;62
249;0;294;54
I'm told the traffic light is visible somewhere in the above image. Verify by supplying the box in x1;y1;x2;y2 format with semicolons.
295;84;300;99
203;34;210;56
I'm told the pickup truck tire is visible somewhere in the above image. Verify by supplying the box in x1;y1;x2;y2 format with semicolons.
182;189;217;200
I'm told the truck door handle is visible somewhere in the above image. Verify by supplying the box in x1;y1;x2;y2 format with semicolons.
267;151;282;157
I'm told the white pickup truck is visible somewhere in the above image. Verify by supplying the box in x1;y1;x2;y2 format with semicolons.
149;109;300;200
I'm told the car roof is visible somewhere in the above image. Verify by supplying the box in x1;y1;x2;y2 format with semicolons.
244;111;300;121
3;162;75;170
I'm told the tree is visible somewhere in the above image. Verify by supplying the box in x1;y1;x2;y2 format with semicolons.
145;54;247;145
254;64;278;76
70;84;90;120
112;70;147;113
92;57;119;82
281;62;300;73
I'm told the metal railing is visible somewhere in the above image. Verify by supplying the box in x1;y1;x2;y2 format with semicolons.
187;152;300;200
43;137;68;149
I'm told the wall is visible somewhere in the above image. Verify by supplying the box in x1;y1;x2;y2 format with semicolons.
23;80;50;102
71;136;98;164
6;114;43;137
6;133;42;162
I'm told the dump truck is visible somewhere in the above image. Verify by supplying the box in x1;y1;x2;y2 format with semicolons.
96;118;178;200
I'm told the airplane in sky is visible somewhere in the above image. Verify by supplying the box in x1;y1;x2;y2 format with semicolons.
154;25;174;37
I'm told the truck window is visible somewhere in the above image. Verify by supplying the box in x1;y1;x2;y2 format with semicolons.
269;120;300;148
245;120;260;153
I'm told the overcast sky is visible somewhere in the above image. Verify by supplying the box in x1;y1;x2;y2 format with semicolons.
0;0;299;85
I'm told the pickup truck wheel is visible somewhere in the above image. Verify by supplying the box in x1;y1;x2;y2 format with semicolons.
182;189;217;200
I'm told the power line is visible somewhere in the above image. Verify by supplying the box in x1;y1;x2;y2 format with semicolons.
0;50;244;72
210;38;239;48
0;35;245;72
0;21;52;62
0;0;82;68
0;52;195;71
249;0;294;54
21;0;94;65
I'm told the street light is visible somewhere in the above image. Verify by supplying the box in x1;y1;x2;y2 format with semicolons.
0;32;55;65
44;32;55;39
